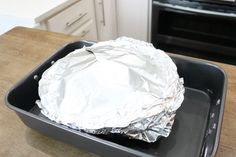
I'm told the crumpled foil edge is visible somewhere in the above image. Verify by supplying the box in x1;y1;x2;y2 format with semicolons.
36;78;184;143
36;37;185;143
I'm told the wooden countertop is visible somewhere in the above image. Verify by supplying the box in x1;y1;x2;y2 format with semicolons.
0;27;235;157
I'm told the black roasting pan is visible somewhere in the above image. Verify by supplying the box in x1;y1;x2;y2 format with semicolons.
5;41;227;157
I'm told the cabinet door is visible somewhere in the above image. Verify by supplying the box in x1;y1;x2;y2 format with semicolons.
94;0;117;40
45;0;98;41
116;0;151;41
47;0;94;34
71;19;97;41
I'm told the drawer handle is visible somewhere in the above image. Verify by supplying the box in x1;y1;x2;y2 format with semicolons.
98;0;105;26
66;12;88;27
81;30;90;37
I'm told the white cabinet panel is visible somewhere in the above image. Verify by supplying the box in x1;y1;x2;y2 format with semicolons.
71;19;97;40
47;0;94;34
116;0;150;41
94;0;117;40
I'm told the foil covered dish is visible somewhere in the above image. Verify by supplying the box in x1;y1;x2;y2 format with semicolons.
36;37;185;143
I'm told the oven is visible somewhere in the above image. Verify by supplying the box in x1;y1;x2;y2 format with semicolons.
151;0;236;64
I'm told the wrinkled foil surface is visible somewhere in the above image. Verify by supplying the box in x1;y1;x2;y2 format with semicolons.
36;37;185;142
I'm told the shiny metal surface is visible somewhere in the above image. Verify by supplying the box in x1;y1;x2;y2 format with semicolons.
36;37;184;142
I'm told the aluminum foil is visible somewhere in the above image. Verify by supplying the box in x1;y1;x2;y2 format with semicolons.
36;37;185;142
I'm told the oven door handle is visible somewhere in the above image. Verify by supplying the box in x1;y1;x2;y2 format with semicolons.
153;1;236;18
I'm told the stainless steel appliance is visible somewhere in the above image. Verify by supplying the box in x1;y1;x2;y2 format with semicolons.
151;0;236;64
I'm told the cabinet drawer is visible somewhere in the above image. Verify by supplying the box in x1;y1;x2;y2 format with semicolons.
71;19;97;40
46;0;94;34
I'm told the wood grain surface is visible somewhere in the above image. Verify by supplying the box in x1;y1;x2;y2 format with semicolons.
0;27;235;157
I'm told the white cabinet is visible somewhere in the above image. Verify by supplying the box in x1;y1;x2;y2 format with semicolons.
71;19;97;39
0;0;118;41
94;0;117;40
41;0;118;41
45;0;98;40
0;0;75;35
42;0;118;41
116;0;151;41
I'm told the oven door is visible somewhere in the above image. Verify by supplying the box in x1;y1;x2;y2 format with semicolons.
151;1;236;61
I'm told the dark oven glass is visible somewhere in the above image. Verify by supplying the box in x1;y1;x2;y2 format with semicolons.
151;1;236;63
